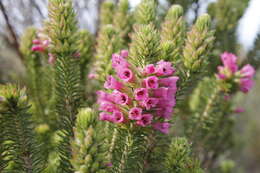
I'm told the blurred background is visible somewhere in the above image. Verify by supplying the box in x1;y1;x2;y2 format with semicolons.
0;0;259;172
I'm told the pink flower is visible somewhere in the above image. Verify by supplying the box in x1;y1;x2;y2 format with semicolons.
134;88;149;101
234;107;245;113
144;64;156;75
42;40;50;47
31;45;45;52
239;78;254;93
220;52;238;73
112;91;130;105
99;102;117;112
32;39;41;44
112;111;125;123
217;66;227;80
157;99;176;108
136;114;153;127
153;87;168;99
48;53;56;65
120;50;129;58
112;54;129;69
239;64;255;78
105;163;113;167
88;73;97;79
117;68;134;82
156;107;173;119
153;122;171;134
99;112;113;122
104;75;123;90
159;76;179;88
129;107;143;120
141;98;158;110
156;60;175;76
144;76;159;89
96;91;114;103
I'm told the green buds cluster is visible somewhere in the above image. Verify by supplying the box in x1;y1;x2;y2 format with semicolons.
183;14;215;73
129;24;161;68
71;108;108;173
134;0;157;25
0;84;28;112
100;1;115;27
160;5;186;63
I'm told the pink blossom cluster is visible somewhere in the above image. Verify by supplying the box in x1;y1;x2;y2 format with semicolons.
31;39;50;52
97;50;179;134
31;36;56;65
217;52;255;93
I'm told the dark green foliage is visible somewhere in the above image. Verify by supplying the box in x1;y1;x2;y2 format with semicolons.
47;0;82;172
20;28;47;121
111;128;149;173
164;137;204;173
186;77;234;169
0;85;44;173
78;30;94;94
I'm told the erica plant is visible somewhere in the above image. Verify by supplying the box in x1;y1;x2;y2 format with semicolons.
0;0;257;173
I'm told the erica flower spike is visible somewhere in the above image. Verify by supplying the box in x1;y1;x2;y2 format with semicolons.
97;50;179;134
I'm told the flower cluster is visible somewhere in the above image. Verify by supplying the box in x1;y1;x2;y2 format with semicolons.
97;50;179;134
217;52;255;93
31;31;56;65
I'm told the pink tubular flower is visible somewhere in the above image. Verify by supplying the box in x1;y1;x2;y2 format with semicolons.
144;76;159;89
120;50;129;58
112;111;125;123
144;64;156;75
239;64;255;78
141;98;158;110
153;87;168;99
88;73;97;79
117;68;134;82
99;112;114;122
32;39;41;44
112;91;130;105
136;114;153;127
129;107;142;120
159;76;179;88
32;45;45;52
221;52;238;73
134;88;149;101
156;60;175;76
96;91;114;103
239;78;254;93
112;54;129;69
156;107;173;119
99;102;117;112
234;107;245;113
153;122;171;134
48;53;56;65
104;75;123;90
